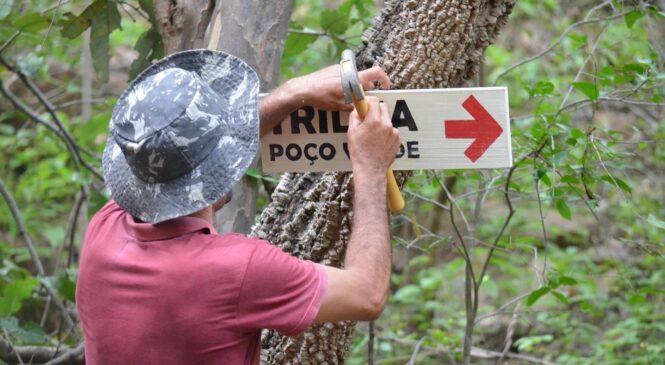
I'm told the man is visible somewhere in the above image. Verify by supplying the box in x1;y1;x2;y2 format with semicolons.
76;49;400;364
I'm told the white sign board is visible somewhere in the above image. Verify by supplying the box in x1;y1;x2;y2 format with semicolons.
261;87;511;173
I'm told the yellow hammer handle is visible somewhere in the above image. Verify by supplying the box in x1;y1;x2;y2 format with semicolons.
354;98;405;213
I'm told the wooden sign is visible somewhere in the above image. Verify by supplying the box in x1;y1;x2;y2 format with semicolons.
261;87;511;173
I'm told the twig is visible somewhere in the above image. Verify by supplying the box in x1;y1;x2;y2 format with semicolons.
368;321;375;365
0;31;20;54
557;23;609;111
431;172;470;231
66;188;89;268
40;0;72;14
406;336;427;365
476;164;517;294
533;157;549;281
1;330;25;365
497;301;523;364
0;337;84;365
288;28;327;36
475;291;531;324
431;171;477;364
54;98;106;110
42;0;64;47
118;1;151;21
43;342;84;365
403;189;450;211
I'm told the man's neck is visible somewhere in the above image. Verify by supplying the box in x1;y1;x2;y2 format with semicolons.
188;206;214;225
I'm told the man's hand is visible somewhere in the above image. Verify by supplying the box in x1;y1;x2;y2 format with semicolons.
259;65;391;138
288;65;391;112
347;96;400;176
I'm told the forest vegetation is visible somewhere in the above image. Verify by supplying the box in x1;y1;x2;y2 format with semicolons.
0;0;663;364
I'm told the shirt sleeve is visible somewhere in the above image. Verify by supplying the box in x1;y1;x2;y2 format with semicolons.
234;241;328;336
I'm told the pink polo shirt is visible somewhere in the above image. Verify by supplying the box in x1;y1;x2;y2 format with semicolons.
76;201;327;364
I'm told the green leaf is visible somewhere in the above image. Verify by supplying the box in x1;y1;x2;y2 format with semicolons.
138;0;158;23
0;317;46;344
514;334;553;352
0;277;39;316
129;27;164;79
572;81;599;101
526;286;550;306
90;1;121;82
285;30;319;56
57;271;77;302
624;10;645;28
244;168;279;183
567;32;587;49
561;175;579;184
394;284;421;304
536;169;551;187
570;127;585;139
622;63;649;75
60;0;121;82
0;0;13;20
579;300;596;313
533;81;554;95
320;9;348;36
600;175;632;193
43;226;65;247
555;199;572;220
16;53;44;76
551;291;569;305
628;293;646;305
60;1;109;39
646;214;665;230
12;12;50;32
552;151;568;165
558;275;577;286
419;276;442;291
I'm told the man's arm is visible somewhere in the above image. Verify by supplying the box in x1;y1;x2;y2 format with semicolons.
314;97;400;322
259;66;391;138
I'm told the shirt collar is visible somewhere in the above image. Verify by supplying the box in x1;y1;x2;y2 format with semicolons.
126;213;218;242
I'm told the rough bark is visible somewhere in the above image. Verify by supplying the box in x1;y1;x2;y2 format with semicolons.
154;0;214;54
154;0;293;234
252;0;516;364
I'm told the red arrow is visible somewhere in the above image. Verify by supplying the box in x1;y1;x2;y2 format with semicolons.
444;95;503;162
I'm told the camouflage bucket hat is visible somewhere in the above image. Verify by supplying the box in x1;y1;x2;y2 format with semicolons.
102;49;260;224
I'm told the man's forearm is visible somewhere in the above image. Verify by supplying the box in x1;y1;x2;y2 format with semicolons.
345;169;392;305
258;80;305;138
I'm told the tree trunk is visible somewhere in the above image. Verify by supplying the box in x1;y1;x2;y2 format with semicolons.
154;0;294;234
252;0;516;364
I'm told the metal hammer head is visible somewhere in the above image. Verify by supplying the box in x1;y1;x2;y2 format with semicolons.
340;49;364;104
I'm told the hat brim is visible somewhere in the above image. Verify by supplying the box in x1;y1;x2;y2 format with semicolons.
102;49;260;223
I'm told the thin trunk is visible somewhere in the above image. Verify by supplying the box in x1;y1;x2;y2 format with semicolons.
204;0;294;233
154;0;293;234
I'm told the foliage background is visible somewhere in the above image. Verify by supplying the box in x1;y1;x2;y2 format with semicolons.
0;0;663;364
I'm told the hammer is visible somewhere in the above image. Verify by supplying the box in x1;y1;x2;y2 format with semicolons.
340;49;405;213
